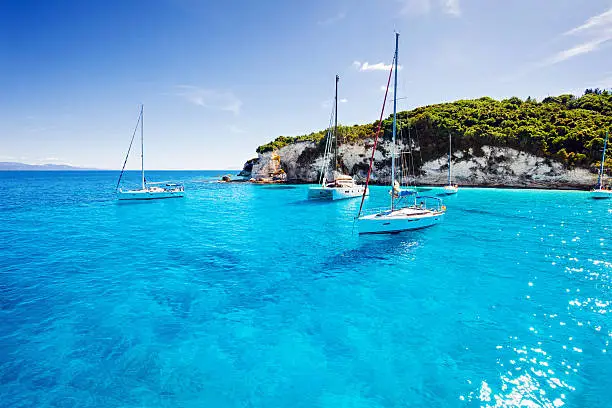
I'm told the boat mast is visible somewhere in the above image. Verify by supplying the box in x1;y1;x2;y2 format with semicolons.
357;49;395;218
448;132;452;185
598;130;608;189
334;74;339;176
391;32;399;210
141;104;145;190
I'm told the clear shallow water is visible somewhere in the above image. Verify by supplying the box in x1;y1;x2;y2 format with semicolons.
0;171;611;407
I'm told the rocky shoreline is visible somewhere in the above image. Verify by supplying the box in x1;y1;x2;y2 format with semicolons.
238;141;598;190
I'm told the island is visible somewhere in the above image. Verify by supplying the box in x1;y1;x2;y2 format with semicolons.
239;90;612;189
0;162;95;171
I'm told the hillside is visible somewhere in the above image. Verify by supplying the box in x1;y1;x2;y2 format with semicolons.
242;90;611;188
257;90;612;170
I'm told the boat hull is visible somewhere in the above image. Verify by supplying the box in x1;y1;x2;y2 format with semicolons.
117;190;185;201
590;189;612;199
308;186;368;200
358;208;444;234
442;185;458;195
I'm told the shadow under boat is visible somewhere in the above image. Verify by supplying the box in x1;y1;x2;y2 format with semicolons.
313;231;426;279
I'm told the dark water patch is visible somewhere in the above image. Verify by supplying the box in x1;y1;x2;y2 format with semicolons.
461;207;533;221
261;185;296;190
0;360;22;384
150;289;199;319
166;247;241;274
154;318;186;343
315;234;424;278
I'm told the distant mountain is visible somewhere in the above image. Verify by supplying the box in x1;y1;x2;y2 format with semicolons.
0;162;96;171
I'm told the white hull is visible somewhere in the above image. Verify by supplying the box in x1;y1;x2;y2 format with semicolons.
308;185;368;200
358;207;444;234
442;185;458;195
590;189;612;199
117;188;185;201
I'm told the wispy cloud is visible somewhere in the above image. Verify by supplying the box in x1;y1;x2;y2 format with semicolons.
543;37;610;66
441;0;460;17
321;98;348;109
398;0;461;17
399;0;431;15
176;85;242;115
589;74;612;89
26;125;55;133
318;12;346;26
541;7;612;66
564;8;612;36
228;125;246;134
353;61;402;72
379;85;396;96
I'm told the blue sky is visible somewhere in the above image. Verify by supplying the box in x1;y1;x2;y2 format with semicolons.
1;0;612;170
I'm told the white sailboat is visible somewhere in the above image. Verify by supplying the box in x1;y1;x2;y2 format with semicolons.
308;75;368;200
357;33;445;234
590;129;611;199
442;132;458;195
116;105;185;201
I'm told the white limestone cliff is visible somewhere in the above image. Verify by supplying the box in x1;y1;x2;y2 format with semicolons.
242;142;596;189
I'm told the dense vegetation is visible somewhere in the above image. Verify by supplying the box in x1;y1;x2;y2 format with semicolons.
256;90;612;171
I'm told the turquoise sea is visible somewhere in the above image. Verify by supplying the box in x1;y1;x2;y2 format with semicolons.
0;170;610;407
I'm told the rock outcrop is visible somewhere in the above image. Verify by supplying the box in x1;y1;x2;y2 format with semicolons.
241;142;597;189
237;158;259;178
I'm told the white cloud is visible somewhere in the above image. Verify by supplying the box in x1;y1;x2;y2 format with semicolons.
354;61;402;72
318;12;346;26
176;85;242;115
361;62;393;71
26;126;54;133
589;74;612;90
441;0;460;17
379;85;395;95
564;8;612;36
541;7;612;66
543;37;610;66
398;0;460;17
399;0;431;16
228;125;246;134
321;98;348;109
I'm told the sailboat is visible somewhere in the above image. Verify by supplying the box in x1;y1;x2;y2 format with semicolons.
356;33;445;234
308;75;368;200
116;105;185;201
590;129;611;199
442;132;458;195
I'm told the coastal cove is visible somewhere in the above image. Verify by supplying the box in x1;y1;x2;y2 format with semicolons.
1;170;610;406
240;92;612;190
